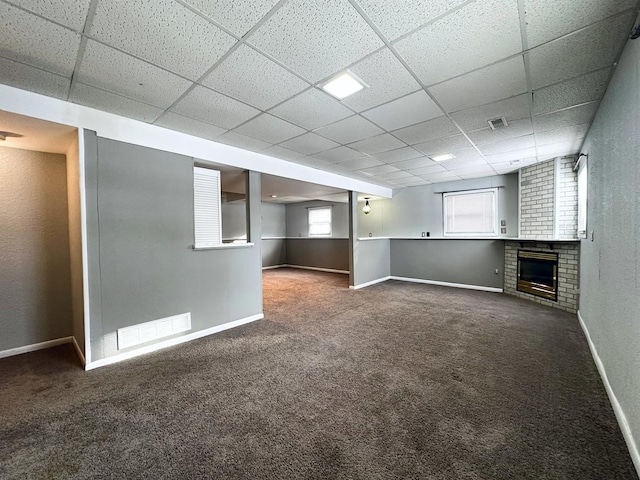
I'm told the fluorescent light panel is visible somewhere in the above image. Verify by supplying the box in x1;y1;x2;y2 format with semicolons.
431;153;455;162
321;70;367;99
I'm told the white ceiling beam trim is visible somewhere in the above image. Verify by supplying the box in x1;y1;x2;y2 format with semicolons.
0;84;392;197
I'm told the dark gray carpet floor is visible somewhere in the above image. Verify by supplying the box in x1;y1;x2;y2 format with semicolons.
0;268;637;479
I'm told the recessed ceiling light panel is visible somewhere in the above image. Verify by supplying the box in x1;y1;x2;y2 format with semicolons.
431;153;455;162
321;70;368;99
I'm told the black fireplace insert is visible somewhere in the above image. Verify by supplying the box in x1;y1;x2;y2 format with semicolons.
517;250;559;301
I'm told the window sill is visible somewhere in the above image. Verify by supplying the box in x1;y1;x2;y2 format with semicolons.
193;243;254;251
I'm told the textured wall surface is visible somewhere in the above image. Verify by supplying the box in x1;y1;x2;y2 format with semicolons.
520;160;555;239
285;239;349;271
504;241;579;313
0;146;72;351
578;28;640;467
66;135;84;354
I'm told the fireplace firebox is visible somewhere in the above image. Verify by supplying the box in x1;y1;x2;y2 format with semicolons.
517;250;559;301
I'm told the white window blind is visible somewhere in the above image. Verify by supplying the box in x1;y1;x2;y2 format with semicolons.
308;206;332;236
443;189;497;236
577;158;588;237
193;166;222;248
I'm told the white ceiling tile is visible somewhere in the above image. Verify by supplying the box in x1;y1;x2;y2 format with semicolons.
216;131;272;152
442;150;486;168
202;45;308;110
172;85;260;129
449;164;496;174
535;124;590;147
9;0;92;30
533;103;598;133
390;157;438;170
429;56;528;113
393;176;431;186
394;0;522;86
536;141;581;159
375;170;415;180
70;83;163;123
371;146;423;163
527;13;633;89
357;0;468;41
0;57;70;99
341;48;421;111
0;3;81;77
270;88;352;130
419;171;461;181
78;41;192;109
349;133;406;155
391;116;460;145
358;164;401;175
247;0;383;82
467;118;533;145
279;132;340;155
450;94;531;131
312;146;363;163
491;158;537;171
361;90;443;130
484;148;537;164
90;0;236;80
532;68;611;115
407;164;447;175
261;145;307;161
154;112;227;140
523;0;638;48
289;156;332;169
182;0;281;37
479;135;536;155
413;134;472;156
334;157;384;170
234;113;306;143
315;115;384;144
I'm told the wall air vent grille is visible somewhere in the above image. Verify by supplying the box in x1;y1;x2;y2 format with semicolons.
487;117;508;130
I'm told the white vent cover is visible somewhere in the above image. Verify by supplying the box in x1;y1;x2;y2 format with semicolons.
117;313;191;350
487;116;508;130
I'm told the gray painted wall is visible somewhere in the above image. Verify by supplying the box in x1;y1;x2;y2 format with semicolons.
353;239;391;286
286;200;349;238
359;174;518;238
85;136;262;361
262;239;286;267
391;240;505;289
0;146;72;350
579;29;640;465
286;239;349;271
221;199;247;240
66;135;85;355
262;202;286;238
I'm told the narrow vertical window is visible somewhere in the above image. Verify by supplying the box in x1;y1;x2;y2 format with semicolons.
577;157;588;238
193;166;222;248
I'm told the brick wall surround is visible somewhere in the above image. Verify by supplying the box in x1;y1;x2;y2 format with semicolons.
557;157;578;239
520;160;555;238
504;241;579;313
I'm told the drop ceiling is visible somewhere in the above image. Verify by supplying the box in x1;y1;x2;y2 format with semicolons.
0;0;637;188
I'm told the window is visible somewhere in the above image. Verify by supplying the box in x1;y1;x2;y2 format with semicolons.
577;156;588;238
193;166;222;248
443;188;497;236
308;206;332;236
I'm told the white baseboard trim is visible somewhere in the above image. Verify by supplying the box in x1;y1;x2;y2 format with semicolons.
283;264;349;275
389;276;503;293
350;276;391;290
71;336;86;366
262;264;286;270
577;310;640;475
85;313;264;371
0;336;74;359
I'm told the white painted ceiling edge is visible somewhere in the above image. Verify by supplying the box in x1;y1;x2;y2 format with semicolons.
0;84;392;198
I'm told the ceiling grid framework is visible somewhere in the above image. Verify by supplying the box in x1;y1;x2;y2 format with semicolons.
0;0;638;188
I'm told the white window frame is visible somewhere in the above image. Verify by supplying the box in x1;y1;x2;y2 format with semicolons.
443;188;499;237
577;156;588;238
308;206;332;237
193;166;222;248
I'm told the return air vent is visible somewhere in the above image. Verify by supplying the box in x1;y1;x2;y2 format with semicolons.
487;116;508;130
117;313;191;350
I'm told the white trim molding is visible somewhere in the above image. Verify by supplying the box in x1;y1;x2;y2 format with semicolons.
389;276;503;293
350;276;391;290
0;336;75;360
71;336;86;366
282;264;349;275
577;310;640;475
85;313;264;371
262;264;287;270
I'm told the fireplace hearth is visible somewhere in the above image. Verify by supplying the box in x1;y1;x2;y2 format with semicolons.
517;250;558;301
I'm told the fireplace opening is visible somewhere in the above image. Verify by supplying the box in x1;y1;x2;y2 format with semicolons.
517;250;558;301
